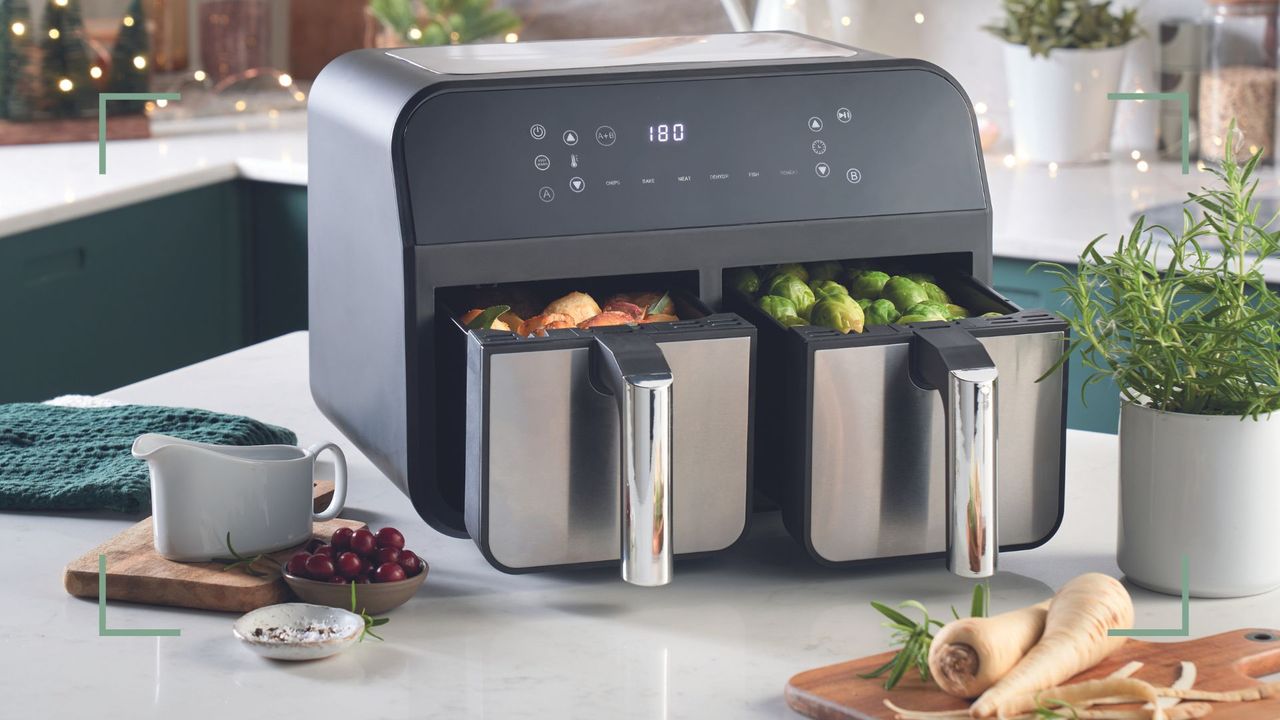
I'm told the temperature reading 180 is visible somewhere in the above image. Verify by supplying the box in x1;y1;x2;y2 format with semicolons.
648;123;686;143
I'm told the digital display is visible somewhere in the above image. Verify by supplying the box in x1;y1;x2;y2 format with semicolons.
648;123;686;143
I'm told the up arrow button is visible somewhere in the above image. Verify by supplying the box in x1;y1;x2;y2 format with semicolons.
808;116;823;132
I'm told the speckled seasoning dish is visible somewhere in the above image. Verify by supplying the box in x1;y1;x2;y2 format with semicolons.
232;603;364;661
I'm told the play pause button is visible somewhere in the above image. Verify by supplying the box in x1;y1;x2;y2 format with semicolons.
569;176;585;193
815;162;830;178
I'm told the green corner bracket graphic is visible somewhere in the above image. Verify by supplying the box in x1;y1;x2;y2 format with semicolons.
98;92;181;175
1108;91;1190;175
1108;555;1190;638
98;555;181;637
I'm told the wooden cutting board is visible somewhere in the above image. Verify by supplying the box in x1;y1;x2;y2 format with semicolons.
786;629;1280;720
63;481;364;613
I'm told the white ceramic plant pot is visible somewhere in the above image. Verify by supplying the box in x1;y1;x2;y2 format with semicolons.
1003;43;1128;164
1118;403;1280;598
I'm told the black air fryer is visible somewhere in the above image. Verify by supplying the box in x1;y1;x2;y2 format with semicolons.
307;32;1068;586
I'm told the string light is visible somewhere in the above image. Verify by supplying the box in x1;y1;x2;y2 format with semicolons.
840;16;851;26
1002;154;1016;168
293;90;306;102
407;27;422;41
10;21;25;35
449;31;460;43
193;70;207;82
156;99;168;108
1136;160;1150;172
133;55;146;69
234;99;247;112
914;12;925;23
973;101;988;115
1130;150;1141;160
277;73;292;87
54;0;68;6
504;32;518;43
123;15;134;27
1048;161;1059;177
48;27;60;39
89;66;102;79
57;78;73;92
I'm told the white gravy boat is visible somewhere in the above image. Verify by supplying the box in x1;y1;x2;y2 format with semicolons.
132;434;348;562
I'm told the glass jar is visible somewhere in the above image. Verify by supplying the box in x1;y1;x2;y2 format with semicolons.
1200;0;1278;162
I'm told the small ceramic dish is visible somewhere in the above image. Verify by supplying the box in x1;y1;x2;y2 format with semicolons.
282;562;428;615
232;603;364;661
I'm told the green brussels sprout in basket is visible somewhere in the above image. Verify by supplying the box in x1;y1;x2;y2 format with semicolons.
767;274;817;319
810;296;865;334
847;270;890;298
765;263;809;285
919;281;951;305
810;279;849;301
806;260;844;283
728;267;760;296
882;276;930;312
864;298;901;326
759;295;799;322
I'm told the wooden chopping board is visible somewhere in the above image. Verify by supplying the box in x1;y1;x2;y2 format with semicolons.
63;481;364;613
786;629;1280;720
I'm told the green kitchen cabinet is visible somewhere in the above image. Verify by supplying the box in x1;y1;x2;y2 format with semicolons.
994;257;1120;434
0;185;246;402
242;181;308;342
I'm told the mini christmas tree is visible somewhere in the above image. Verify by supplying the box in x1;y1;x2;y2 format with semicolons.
40;0;97;118
368;0;520;46
1;0;40;120
107;0;150;115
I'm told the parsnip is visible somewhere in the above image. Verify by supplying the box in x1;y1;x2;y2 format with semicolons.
928;600;1050;698
970;573;1134;718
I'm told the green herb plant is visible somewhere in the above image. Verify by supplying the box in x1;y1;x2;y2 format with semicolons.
368;0;520;46
985;0;1140;58
1039;124;1280;417
350;581;390;642
222;532;280;577
861;584;989;691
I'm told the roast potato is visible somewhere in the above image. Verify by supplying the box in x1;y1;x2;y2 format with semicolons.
579;311;635;329
518;313;574;336
543;291;602;325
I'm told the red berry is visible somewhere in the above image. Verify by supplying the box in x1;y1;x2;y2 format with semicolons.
304;538;325;553
286;552;311;575
326;575;348;584
311;544;334;559
354;574;372;584
350;529;376;556
373;562;406;583
399;550;422;576
303;554;335;580
374;547;401;566
375;527;406;551
336;551;364;579
331;527;354;552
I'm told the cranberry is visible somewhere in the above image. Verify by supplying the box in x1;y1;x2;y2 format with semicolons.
399;550;422;576
349;529;376;557
375;527;406;551
374;547;401;566
330;527;354;552
310;544;334;559
373;562;406;583
326;575;348;584
336;551;364;579
286;552;311;576
303;554;335;580
304;538;325;553
354;574;372;584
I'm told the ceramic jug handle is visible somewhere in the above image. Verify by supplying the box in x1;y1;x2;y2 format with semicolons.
307;442;348;521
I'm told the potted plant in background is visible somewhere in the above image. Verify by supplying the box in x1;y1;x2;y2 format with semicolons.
986;0;1140;163
1041;127;1280;598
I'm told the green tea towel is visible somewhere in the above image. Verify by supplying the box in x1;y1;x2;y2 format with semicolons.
0;403;296;513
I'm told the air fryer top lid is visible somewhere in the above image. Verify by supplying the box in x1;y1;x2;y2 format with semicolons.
385;32;858;75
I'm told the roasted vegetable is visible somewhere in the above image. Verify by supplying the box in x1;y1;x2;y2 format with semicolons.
904;302;950;321
544;291;602;325
905;272;936;284
919;281;951;305
945;304;970;320
811;279;850;301
811;296;865;334
856;297;873;310
640;313;680;324
767;274;817;319
461;306;512;331
806;260;844;283
848;270;890;298
602;300;646;322
759;295;800;321
728;267;761;295
883;276;930;312
765;262;809;284
981;311;1005;318
865;298;901;325
518;313;575;336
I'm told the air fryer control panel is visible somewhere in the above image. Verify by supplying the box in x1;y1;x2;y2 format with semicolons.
400;67;986;245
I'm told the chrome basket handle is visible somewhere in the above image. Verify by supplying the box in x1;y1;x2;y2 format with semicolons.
911;327;999;579
592;332;674;587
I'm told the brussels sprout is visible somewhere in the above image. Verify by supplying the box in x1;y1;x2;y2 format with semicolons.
848;270;890;298
810;279;850;301
779;315;809;327
810;297;865;334
904;301;949;320
945;304;970;319
765;263;809;284
864;298;901;325
882;276;929;312
919;281;951;305
806;260;844;283
855;297;872;310
767;274;817;319
728;267;760;296
905;272;936;284
759;295;799;321
981;311;1005;318
897;313;943;324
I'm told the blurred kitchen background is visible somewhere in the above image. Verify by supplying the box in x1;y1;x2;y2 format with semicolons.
0;0;1266;435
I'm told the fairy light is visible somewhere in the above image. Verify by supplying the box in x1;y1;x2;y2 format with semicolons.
10;21;25;35
449;31;460;43
293;90;306;102
193;70;207;82
57;78;73;92
133;55;146;70
89;66;102;79
1002;154;1016;168
156;98;168;108
504;32;518;43
277;73;292;87
1130;150;1141;160
973;101;988;115
1048;161;1059;177
234;99;247;112
914;11;925;23
1136;160;1150;173
123;15;134;27
54;0;68;6
407;26;422;41
840;16;851;26
48;27;59;39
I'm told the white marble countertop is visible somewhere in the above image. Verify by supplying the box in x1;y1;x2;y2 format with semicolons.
5;331;1279;719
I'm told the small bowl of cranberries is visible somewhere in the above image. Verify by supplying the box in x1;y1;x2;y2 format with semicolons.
281;526;428;614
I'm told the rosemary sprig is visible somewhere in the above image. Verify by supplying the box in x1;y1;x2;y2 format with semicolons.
221;532;280;577
350;581;390;642
862;584;988;690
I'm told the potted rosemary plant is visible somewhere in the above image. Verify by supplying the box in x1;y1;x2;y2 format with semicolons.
986;0;1140;163
1041;129;1280;598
